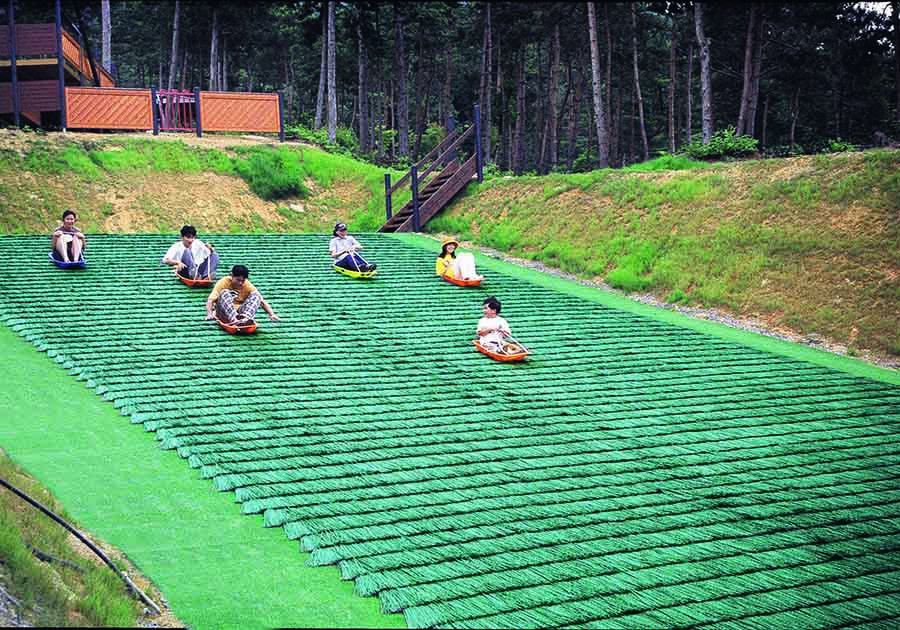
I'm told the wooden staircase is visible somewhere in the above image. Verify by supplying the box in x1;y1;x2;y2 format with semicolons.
379;108;483;233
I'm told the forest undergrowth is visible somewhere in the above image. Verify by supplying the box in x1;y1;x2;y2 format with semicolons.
1;128;897;362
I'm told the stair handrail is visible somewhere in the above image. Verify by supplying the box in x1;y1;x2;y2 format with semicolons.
389;127;461;194
418;124;474;182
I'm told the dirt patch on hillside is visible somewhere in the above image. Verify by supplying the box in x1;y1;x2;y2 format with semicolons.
100;172;287;232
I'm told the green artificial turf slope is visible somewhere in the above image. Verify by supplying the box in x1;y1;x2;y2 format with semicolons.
1;233;899;630
395;232;900;386
0;324;405;630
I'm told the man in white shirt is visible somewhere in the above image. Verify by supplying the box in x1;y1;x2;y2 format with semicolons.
329;222;376;272
162;225;219;280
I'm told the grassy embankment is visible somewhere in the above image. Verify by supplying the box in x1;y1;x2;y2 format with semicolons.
0;132;409;233
1;131;897;358
0;451;146;627
428;151;900;359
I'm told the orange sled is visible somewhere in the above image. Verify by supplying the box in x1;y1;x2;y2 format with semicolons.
473;339;530;362
217;318;258;335
178;275;214;288
442;275;483;287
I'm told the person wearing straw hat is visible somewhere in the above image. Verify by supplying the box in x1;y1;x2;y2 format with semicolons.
436;237;482;280
330;222;376;272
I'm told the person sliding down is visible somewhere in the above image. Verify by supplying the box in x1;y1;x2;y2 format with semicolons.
476;296;524;355
205;265;280;324
330;222;376;272
162;224;219;280
51;210;86;262
436;237;482;280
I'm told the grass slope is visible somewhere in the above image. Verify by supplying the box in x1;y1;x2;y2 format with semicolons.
1;233;899;628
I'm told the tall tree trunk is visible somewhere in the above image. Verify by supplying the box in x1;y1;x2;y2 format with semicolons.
513;46;526;175
357;20;370;153
893;1;900;126
547;24;560;172
209;9;218;90
393;4;408;157
736;3;758;136
587;2;609;167
221;38;228;91
101;0;111;72
695;2;714;143
604;3;613;163
667;21;677;153
413;28;426;159
327;1;337;143
747;11;763;138
761;92;769;151
167;0;180;91
685;40;693;145
441;43;453;126
566;61;584;170
631;3;649;162
480;2;493;165
315;1;327;130
179;48;188;90
789;86;800;148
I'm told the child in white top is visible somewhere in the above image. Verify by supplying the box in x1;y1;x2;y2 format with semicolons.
162;224;218;279
477;296;513;350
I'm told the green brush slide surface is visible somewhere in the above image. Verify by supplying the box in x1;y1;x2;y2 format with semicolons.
1;233;899;629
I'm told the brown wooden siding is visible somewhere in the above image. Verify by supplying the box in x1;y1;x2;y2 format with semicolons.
0;24;57;57
65;87;152;129
200;92;280;133
0;80;59;113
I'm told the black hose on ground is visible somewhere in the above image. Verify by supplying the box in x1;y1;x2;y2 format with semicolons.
0;477;161;616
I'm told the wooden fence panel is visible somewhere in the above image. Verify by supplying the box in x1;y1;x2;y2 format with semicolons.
0;24;57;57
65;87;152;129
0;80;59;113
199;92;280;133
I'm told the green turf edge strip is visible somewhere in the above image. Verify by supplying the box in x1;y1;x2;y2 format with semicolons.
0;324;406;630
392;232;899;386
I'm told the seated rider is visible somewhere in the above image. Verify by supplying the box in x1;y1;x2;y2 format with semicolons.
162;224;219;280
51;210;86;262
206;264;280;324
436;237;482;280
476;296;525;354
330;222;376;272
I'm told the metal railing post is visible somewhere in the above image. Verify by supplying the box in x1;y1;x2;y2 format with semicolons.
384;173;392;220
150;86;159;135
56;0;66;130
9;0;20;128
474;104;483;183
411;165;420;232
193;86;202;137
277;91;285;142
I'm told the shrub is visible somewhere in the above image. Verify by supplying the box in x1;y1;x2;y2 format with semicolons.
682;126;759;161
233;147;309;200
824;138;855;153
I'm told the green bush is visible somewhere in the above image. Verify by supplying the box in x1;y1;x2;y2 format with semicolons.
824;138;855;153
682;126;759;161
233;147;309;200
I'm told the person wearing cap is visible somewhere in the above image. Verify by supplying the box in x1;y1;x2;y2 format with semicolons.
205;264;280;324
329;222;376;272
436;237;482;280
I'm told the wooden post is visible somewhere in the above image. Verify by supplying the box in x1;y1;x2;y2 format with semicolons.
474;104;483;182
411;164;420;232
193;86;202;137
56;0;66;129
150;86;159;135
384;173;392;220
277;91;285;142
8;0;19;127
